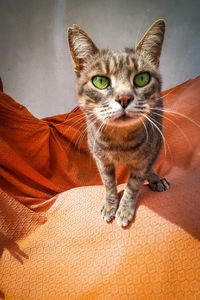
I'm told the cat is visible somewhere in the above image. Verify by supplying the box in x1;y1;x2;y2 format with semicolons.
67;19;170;227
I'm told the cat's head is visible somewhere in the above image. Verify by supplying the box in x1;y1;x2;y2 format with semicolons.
68;20;165;127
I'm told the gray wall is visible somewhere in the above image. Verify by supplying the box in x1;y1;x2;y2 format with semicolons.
0;0;199;118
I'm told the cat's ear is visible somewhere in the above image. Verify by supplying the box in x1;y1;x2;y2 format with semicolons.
136;19;165;67
68;25;99;73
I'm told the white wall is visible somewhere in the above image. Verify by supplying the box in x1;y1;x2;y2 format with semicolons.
0;0;199;118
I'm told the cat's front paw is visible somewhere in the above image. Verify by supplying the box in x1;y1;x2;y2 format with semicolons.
116;206;135;227
101;203;117;222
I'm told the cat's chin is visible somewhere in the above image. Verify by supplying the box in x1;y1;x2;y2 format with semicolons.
106;115;141;128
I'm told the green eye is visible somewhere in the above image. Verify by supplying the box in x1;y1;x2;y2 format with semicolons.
92;76;110;89
134;72;150;87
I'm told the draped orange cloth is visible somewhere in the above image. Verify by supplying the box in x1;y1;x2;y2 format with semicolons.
0;77;200;299
0;83;131;213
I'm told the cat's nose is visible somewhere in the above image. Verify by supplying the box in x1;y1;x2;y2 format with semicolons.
115;95;134;109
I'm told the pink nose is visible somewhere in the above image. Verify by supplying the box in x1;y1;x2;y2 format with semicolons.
115;95;134;109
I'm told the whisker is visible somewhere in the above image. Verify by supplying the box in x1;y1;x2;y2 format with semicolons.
80;117;103;152
64;115;91;144
92;120;105;153
151;111;192;149
75;124;92;152
53;112;87;127
53;110;98;128
75;110;107;151
149;114;172;158
75;115;98;151
151;90;174;102
143;114;169;157
162;89;174;99
153;107;200;129
62;115;88;136
61;110;97;137
140;117;149;143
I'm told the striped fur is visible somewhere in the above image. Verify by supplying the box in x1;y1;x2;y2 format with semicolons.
68;20;170;227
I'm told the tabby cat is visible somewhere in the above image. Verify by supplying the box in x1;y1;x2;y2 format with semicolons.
68;20;170;227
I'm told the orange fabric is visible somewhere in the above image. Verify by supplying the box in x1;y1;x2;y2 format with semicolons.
1;184;200;299
0;89;129;212
0;77;200;299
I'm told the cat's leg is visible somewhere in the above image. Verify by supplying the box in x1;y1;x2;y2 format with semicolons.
147;168;170;192
97;161;118;222
116;169;144;227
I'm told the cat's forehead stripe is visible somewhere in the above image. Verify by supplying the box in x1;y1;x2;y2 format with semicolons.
126;55;130;66
112;56;118;69
94;62;103;71
86;51;144;81
105;60;110;74
131;57;138;72
95;52;139;76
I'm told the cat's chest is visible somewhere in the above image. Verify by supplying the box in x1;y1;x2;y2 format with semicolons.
91;137;147;166
106;150;137;165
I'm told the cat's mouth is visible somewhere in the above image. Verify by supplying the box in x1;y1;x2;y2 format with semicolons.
116;111;140;120
107;111;141;127
117;114;131;121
